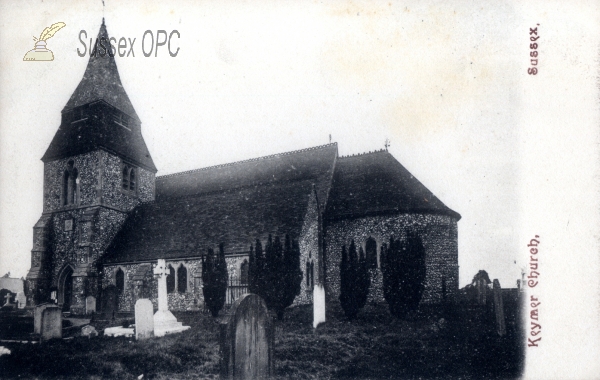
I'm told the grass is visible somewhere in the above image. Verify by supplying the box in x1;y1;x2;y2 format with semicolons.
0;300;523;379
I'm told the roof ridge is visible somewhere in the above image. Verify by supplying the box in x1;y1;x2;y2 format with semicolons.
156;142;338;180
338;149;388;159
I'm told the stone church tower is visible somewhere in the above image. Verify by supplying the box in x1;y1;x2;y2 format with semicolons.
25;20;156;313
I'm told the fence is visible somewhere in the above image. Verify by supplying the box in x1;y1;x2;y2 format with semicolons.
226;279;248;305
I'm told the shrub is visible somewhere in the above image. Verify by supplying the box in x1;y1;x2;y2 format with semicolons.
202;243;228;317
381;232;426;318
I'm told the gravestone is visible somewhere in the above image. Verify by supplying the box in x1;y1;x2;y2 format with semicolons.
16;292;26;309
34;303;54;334
3;291;13;306
85;296;96;315
220;293;273;379
101;285;118;317
476;278;487;305
492;279;506;336
40;306;62;341
135;299;154;340
81;325;98;338
153;259;190;336
313;283;326;328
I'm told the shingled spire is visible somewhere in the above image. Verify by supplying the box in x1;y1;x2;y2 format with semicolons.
42;19;156;172
63;18;138;119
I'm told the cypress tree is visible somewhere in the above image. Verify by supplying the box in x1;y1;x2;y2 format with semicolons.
276;234;303;320
381;233;426;318
340;240;369;319
202;244;228;317
248;234;302;320
356;246;370;311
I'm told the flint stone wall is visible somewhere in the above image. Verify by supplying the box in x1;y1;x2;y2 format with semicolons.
324;213;459;305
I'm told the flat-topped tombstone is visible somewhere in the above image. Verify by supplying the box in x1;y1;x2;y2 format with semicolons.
492;279;506;336
135;299;154;340
220;293;273;380
85;296;96;315
34;303;54;334
40;306;62;341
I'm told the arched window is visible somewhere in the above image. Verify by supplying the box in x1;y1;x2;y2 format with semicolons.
122;164;137;194
177;264;187;293
63;161;78;206
240;260;249;285
166;265;175;293
366;237;377;269
129;168;136;192
122;166;130;190
62;170;70;205
115;268;125;293
69;168;78;205
310;262;315;288
306;261;310;287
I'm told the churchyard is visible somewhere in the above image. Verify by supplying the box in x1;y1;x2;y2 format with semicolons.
0;294;523;379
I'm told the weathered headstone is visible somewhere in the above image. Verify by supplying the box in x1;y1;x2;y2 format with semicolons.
81;325;98;338
492;279;506;336
85;296;96;315
220;293;273;380
476;278;487;305
135;299;154;340
34;303;54;334
16;292;26;309
40;306;62;341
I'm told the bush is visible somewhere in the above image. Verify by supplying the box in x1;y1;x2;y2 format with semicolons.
381;232;426;318
202;243;228;317
339;240;370;319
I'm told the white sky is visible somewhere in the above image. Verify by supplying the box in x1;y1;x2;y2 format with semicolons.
1;1;600;376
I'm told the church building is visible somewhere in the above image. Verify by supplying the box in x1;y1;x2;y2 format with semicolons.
25;21;460;315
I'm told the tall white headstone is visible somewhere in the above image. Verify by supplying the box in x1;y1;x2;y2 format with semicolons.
152;259;190;337
313;284;326;328
135;299;154;340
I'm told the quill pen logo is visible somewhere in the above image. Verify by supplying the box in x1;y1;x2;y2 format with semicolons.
23;22;66;61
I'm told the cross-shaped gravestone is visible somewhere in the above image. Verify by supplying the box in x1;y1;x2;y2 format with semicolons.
153;259;169;312
3;292;12;306
152;259;190;336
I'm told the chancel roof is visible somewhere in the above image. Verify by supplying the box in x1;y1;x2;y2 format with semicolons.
325;150;460;221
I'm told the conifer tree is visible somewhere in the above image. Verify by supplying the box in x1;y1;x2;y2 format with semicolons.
356;246;371;310
202;243;228;317
249;234;302;320
381;233;426;318
339;240;370;319
278;235;303;319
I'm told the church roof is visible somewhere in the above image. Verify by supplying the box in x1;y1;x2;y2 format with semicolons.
325;150;460;221
63;20;138;120
155;143;338;204
103;144;338;263
103;179;315;263
42;20;156;171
